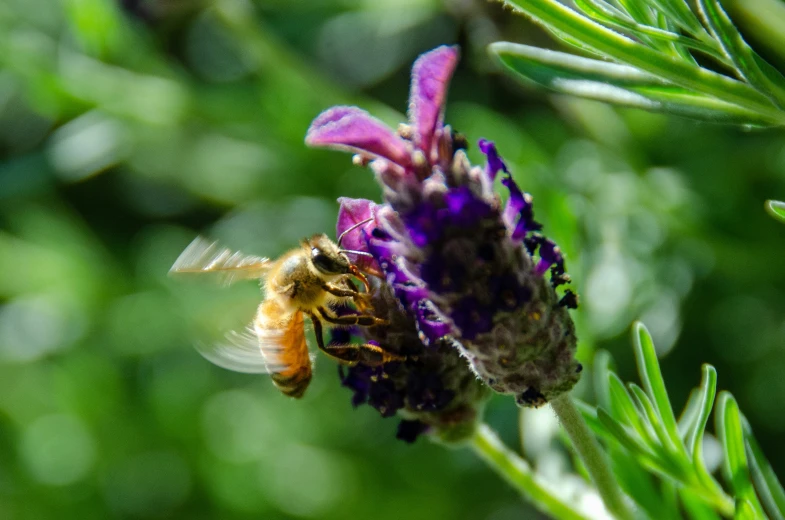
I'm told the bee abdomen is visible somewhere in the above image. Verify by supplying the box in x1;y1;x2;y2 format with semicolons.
272;368;312;398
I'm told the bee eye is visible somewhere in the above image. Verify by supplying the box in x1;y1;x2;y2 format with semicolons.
312;248;346;274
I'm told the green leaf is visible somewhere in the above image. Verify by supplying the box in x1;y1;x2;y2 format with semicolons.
743;422;785;520
765;200;785;224
608;446;668;518
680;488;723;520
647;0;706;35
608;372;647;432
574;0;632;27
688;365;717;472
492;0;785;125
632;322;683;451
617;0;655;26
597;406;651;455
575;1;726;63
628;383;678;453
716;392;765;515
696;0;785;109
678;388;702;442
593;349;614;410
734;498;758;519
489;43;773;124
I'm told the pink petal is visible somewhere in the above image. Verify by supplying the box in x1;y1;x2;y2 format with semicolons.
336;197;383;276
306;106;411;167
408;46;459;158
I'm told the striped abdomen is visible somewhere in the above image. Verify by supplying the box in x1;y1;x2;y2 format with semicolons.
254;300;312;398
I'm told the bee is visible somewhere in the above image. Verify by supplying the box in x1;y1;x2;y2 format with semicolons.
170;225;401;398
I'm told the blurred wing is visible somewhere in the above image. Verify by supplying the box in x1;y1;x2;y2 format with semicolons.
195;325;290;374
170;236;271;285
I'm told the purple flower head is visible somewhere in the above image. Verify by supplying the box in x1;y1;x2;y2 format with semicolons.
308;46;581;434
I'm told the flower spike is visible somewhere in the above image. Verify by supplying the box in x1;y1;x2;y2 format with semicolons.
308;46;580;442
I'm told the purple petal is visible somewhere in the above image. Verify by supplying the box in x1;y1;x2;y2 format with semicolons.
409;46;459;159
534;238;564;276
306;106;412;167
501;175;540;241
416;315;452;344
478;139;509;181
336;197;383;276
444;186;493;227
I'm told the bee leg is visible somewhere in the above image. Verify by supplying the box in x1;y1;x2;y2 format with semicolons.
342;278;372;313
317;306;387;327
307;313;403;366
307;312;360;366
322;282;360;298
349;265;372;294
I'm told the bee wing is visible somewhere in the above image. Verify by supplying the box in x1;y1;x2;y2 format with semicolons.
195;325;289;374
170;236;271;285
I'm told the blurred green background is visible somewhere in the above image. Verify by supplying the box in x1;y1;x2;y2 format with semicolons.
2;0;785;518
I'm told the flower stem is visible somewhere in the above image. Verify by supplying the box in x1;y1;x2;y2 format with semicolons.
550;394;634;520
469;423;589;520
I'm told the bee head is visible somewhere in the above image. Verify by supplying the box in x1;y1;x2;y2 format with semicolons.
308;234;351;275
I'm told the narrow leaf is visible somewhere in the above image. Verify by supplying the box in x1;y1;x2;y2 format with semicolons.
632;322;683;450
678;388;703;443
680;488;723;520
489;43;773;125
593;349;614;410
574;0;658;49
493;0;785;124
689;365;718;473
609;446;671;518
629;383;678;453
617;0;655;26
734;498;757;519
575;1;726;63
743;421;785;520
609;372;649;438
597;406;652;455
648;0;706;35
596;406;685;478
697;0;785;109
716;392;765;515
765;200;785;224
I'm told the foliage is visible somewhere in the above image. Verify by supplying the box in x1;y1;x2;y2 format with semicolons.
489;0;785;126
577;323;785;518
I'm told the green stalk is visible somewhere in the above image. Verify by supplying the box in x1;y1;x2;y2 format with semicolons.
470;424;589;520
497;0;785;125
550;394;635;520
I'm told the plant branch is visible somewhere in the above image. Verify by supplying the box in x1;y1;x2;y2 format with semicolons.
550;394;635;520
469;423;589;520
496;0;785;125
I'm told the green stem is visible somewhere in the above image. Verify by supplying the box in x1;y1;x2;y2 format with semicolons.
550;394;635;520
470;423;589;520
497;0;785;125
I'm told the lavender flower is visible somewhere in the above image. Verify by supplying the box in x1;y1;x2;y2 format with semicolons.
307;46;581;415
331;275;489;443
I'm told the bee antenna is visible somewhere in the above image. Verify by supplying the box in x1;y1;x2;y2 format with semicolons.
337;217;374;247
340;249;374;258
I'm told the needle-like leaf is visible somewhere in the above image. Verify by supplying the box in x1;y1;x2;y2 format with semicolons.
489;43;773;125
632;322;683;452
765;200;785;224
716;392;766;516
696;0;785;109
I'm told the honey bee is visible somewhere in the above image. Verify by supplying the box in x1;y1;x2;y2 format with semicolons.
170;225;401;398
